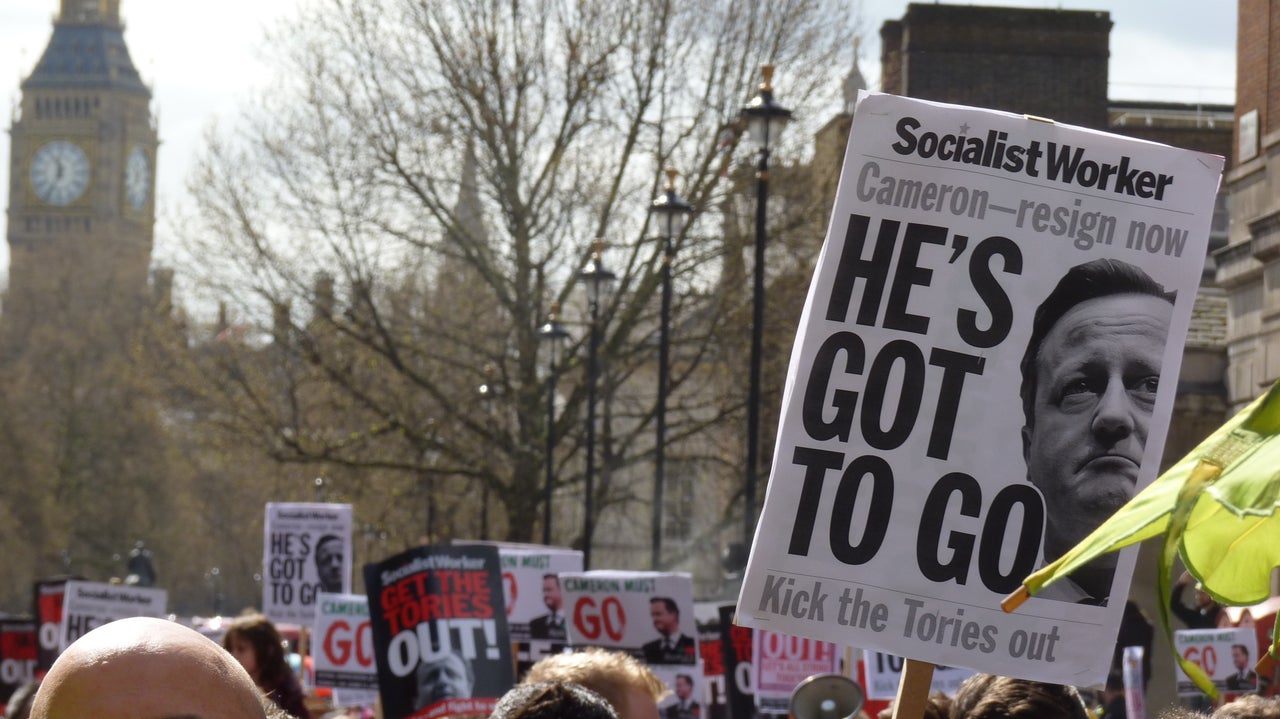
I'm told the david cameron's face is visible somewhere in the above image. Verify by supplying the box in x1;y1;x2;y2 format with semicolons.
1023;293;1170;560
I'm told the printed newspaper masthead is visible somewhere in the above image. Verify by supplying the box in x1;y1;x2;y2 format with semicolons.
736;92;1225;687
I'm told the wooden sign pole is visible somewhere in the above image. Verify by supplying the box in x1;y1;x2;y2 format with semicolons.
890;659;936;719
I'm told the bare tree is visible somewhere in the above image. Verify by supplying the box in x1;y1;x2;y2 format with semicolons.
172;0;857;554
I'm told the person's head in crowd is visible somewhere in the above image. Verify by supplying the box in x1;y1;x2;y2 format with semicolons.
523;648;667;719
491;682;619;719
673;674;693;702
30;616;270;719
949;674;1089;719
220;612;311;719
1020;259;1174;594
414;648;475;709
1213;695;1280;719
1157;709;1208;719
5;679;40;719
221;613;291;690
1232;643;1251;671
314;534;344;592
542;574;563;613
875;691;950;719
649;597;681;638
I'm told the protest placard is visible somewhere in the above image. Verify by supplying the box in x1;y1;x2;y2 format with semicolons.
263;502;353;624
1174;627;1261;696
694;604;727;719
752;630;839;714
453;541;583;677
562;571;699;712
719;604;754;719
737;91;1224;686
33;578;69;672
58;580;167;651
0;620;36;709
862;651;974;700
364;544;513;719
313;592;378;709
561;571;697;662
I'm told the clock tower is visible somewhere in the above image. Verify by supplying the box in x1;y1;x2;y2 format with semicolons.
4;0;157;348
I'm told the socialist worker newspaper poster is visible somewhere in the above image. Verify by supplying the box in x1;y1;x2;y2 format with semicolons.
0;620;36;710
58;580;168;652
736;92;1224;686
364;544;514;719
263;502;353;624
33;578;70;672
752;630;839;713
719;604;755;719
1173;627;1261;697
454;542;582;677
312;593;378;709
862;651;975;700
694;603;728;719
561;571;700;713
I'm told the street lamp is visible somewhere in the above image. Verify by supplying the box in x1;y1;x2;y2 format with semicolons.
537;303;571;546
578;240;616;569
739;64;792;547
477;364;501;540
648;168;694;569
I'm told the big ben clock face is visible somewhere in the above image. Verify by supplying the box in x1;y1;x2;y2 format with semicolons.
30;140;91;206
125;145;150;209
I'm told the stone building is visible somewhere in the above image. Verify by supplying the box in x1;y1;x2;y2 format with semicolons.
1221;0;1280;412
4;0;157;348
0;0;181;604
869;3;1233;470
796;2;1233;703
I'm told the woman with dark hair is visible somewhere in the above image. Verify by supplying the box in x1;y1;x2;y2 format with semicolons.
222;613;312;719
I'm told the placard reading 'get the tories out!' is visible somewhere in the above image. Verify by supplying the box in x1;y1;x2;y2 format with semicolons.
737;91;1224;686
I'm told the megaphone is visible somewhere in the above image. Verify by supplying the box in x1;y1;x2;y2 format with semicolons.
790;673;865;719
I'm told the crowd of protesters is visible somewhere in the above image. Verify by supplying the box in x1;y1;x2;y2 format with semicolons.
8;609;1280;719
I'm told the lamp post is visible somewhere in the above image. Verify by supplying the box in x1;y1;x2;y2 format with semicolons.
578;240;615;569
476;365;506;540
537;303;571;546
739;65;792;547
648;168;694;569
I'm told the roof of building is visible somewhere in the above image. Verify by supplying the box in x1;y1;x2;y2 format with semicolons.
1109;100;1233;128
22;8;149;96
900;2;1111;28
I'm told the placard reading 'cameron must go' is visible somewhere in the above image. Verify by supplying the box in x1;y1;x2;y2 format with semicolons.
561;571;699;714
737;91;1224;686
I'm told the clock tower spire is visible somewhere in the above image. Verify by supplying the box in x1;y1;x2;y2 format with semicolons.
58;0;123;26
4;0;157;350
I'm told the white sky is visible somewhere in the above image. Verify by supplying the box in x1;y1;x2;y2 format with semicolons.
0;0;1237;289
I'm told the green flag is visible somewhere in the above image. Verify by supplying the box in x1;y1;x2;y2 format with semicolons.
1002;380;1280;699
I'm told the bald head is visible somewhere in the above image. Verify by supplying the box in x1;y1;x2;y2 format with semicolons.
31;617;268;719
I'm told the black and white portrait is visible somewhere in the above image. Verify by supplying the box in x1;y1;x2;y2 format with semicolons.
413;649;475;711
664;673;701;719
314;534;345;594
529;573;566;641
1020;258;1174;605
1225;644;1259;692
